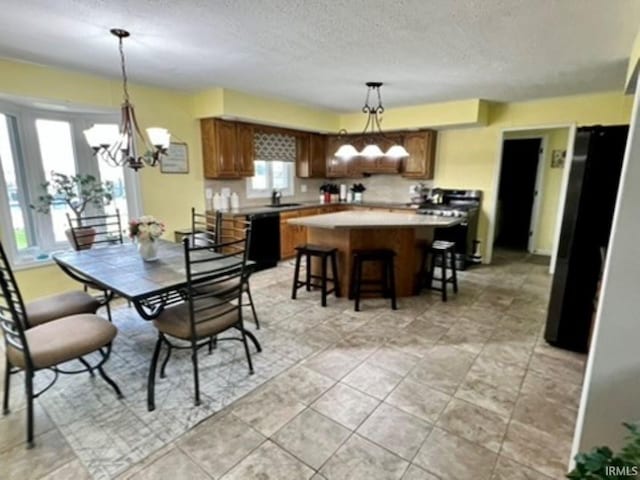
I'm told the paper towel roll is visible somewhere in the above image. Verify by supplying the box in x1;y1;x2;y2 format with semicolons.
339;184;348;202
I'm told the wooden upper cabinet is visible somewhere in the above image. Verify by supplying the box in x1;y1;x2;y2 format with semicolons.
325;135;349;178
309;134;327;178
357;134;403;174
202;118;436;180
201;118;255;179
236;122;255;177
295;134;312;178
402;130;437;179
325;135;364;178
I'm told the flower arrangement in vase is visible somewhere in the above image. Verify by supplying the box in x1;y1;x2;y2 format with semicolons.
129;215;165;261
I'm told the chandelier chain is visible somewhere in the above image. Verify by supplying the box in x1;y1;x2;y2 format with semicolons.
118;35;130;103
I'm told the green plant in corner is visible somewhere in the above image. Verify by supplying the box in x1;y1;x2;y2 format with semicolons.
567;422;640;479
29;172;114;225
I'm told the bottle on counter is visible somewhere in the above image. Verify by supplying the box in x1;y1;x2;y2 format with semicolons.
219;194;230;211
230;192;240;210
212;193;222;211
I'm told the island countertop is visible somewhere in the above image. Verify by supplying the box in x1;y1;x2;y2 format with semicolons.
287;210;462;229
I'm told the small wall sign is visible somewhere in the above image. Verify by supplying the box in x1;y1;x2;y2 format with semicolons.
161;142;189;174
551;149;566;168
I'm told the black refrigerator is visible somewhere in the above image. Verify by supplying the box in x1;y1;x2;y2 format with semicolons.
544;125;628;353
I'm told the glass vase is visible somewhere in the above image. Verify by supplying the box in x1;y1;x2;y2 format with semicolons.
138;239;159;262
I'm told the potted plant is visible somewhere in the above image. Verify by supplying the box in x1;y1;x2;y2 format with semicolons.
30;172;114;250
567;422;640;479
351;183;366;203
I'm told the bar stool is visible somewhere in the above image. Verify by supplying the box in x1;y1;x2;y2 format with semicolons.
291;244;340;307
349;249;397;312
424;240;458;301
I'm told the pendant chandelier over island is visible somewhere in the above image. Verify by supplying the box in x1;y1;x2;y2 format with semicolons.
335;82;409;161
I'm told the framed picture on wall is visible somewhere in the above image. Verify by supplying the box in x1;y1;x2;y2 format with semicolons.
160;142;189;174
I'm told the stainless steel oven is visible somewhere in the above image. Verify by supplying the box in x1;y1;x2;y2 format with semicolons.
416;189;482;270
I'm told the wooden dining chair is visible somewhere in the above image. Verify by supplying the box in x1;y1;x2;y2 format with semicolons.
67;210;125;322
147;230;254;411
191;209;260;329
0;243;122;448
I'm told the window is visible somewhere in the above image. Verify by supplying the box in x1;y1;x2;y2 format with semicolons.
0;102;142;266
246;160;295;198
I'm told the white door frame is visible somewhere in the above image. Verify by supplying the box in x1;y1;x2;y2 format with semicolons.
549;124;577;274
487;123;577;273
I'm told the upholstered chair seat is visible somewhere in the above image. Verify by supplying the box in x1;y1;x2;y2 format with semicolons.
153;300;238;340
25;291;100;328
7;314;116;369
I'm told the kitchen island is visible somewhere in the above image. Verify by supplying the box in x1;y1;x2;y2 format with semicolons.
288;210;461;297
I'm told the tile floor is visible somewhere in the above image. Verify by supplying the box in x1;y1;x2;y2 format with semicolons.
0;250;586;479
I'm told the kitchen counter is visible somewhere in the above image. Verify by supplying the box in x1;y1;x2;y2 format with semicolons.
219;201;417;217
288;210;459;297
288;210;461;229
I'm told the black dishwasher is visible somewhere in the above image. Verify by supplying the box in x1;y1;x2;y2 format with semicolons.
247;212;281;271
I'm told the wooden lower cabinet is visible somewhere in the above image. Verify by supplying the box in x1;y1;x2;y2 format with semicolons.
280;207;332;259
280;210;306;259
280;223;306;259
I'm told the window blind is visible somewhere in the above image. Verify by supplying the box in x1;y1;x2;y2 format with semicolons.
254;132;296;162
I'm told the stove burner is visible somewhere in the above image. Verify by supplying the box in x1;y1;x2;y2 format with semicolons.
416;207;468;218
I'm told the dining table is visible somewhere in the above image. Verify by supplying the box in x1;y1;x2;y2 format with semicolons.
52;239;261;349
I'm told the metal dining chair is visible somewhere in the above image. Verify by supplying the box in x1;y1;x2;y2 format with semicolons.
0;242;122;447
66;210;124;250
190;208;260;329
0;241;101;328
66;210;125;322
147;229;255;411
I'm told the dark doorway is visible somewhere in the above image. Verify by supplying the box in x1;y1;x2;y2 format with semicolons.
494;138;541;250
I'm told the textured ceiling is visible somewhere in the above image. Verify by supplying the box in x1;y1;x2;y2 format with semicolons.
0;0;638;111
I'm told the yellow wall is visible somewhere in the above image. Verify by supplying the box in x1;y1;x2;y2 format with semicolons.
504;128;570;253
434;92;631;262
339;99;489;131
192;87;339;132
0;57;634;299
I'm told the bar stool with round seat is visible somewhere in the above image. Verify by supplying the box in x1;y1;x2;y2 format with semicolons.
349;248;397;312
424;240;458;301
291;244;340;307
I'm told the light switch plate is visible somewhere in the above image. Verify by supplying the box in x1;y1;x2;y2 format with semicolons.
300;184;307;193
